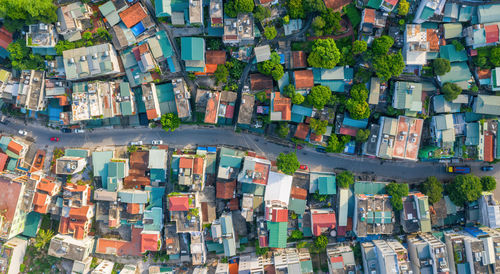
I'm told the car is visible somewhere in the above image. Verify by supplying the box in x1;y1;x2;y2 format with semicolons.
18;130;27;136
61;128;71;133
0;116;8;124
481;166;494;171
50;137;59;142
315;147;327;153
152;140;163;145
130;141;143;146
74;129;85;133
299;165;308;170
296;145;304;150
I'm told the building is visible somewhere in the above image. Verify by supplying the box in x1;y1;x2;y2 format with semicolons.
237;94;255;125
48;234;94;262
209;0;223;27
238;254;265;273
361;240;411;274
254;45;271;63
174;154;206;191
56;2;92;42
172;78;192;119
376;116;423;161
401;193;431;233
413;0;446;23
211;213;236;257
431;114;455;148
26;23;58;50
0;174;31;240
392;81;422;116
274;248;302;272
58;183;94;240
203;91;220;124
181;37;205;72
473;94;500;116
189;0;203;25
310;209;336;237
62;43;122;80
404;24;440;66
264;171;292;208
479;194;500;229
313;67;354;93
16;70;45;111
237;156;271;196
55;156;87;175
353;193;394;238
141;82;162;120
223;14;254;45
407;233;450;274
33;177;61;214
270;92;291;121
327;245;356;274
91;260;114;274
168;193;202;233
0;237;28;274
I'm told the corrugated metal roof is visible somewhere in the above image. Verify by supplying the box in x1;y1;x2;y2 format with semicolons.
267;221;287;248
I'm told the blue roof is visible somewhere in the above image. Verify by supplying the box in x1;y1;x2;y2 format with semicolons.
92;151;113;188
343;114;368;128
48;105;63;123
150;168;166;182
155;0;171;17
22;212;41;238
32;47;57;56
0;47;9;59
145;186;165;209
130;21;146;37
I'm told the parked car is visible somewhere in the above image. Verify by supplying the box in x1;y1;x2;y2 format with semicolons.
481;166;494;171
315;147;327;153
152;140;163;145
50;137;59;142
296;145;304;150
18;130;28;136
130;141;143;146
74;129;85;133
299;165;308;170
61;128;71;133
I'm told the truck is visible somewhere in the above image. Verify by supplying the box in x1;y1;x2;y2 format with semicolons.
446;166;470;174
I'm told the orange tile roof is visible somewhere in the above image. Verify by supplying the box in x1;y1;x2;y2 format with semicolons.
74;226;85;240
169;196;189;211
312;211;336;236
253;161;270;185
96;226;142;256
7;141;22;155
216;180;236;199
323;0;351;11
426;29;440;51
363;9;375;24
123;175;151;189
130;151;149;170
273;92;291;121
206;51;227;65
59;216;69;234
294;70;314;90
292;51;307;68
193;157;204;175
484;134;494;162
179;157;194;169
141;233;159;253
37;179;57;194
127;203;142;214
64;183;88;192
228;198;239;210
119;3;147;28
229;263;238;274
0;178;22;222
146;109;159;120
294;123;309;140
204;92;220;124
310;132;323;142
69;206;91;219
0;153;7;171
477;68;491;79
291;187;307;200
33;192;48;207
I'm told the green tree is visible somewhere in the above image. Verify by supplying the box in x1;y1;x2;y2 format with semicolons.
442;82;462;101
292;92;304;105
452;40;464;51
271;64;284;80
304;0;326;13
82;31;93;41
160;113;180;132
264;26;277;40
310;118;328;135
253;5;271;22
7;40;44;70
346;99;370;120
481;176;496;192
214;64;229;84
312;16;326;36
352;40;368;55
326;134;350;153
385;182;409;211
225;0;254;17
355;129;370;143
447;174;483;206
255;240;269;255
350;84;369;101
307;85;331;109
314;235;328;250
258;52;283;80
491;46;500;67
372;51;405;82
355;68;372;83
433;58;451;76
475;56;488;68
337;170;354;189
371;35;394;55
321;9;342;34
96;27;111;41
288;0;306;19
0;0;57;31
283;15;290;24
55;40;76;55
277;123;290;138
290;230;303;241
398;0;409;16
276;152;300;175
307;38;341;69
34;229;54;250
421;176;444;204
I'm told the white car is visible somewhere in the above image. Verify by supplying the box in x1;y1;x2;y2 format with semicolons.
18;130;28;136
74;129;85;133
152;140;163;145
130;141;143;146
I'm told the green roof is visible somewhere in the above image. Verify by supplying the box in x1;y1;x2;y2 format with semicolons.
443;23;463;39
150;168;166;182
143;207;163;232
439;62;471;84
318;176;336;195
365;211;392;224
0;136;10;152
439;45;467;62
181;37;205;61
219;154;243;168
92;151;113;188
267;221;288;248
22;212;41;238
366;0;382;9
288;198;306;215
300;260;313;274
6;159;17;171
393;82;423;112
155;0;172;17
420;6;435;20
118;190;149;204
120;101;133;116
64;149;89;158
241;182;265;196
108;161;126;179
145;186;165;209
354;182;387;194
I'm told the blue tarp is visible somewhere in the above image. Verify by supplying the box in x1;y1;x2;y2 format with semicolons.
130;21;146;37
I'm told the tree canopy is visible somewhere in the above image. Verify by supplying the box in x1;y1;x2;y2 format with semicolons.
371;35;394;56
7;40;44;70
326;134;351;153
310;118;328;135
284;84;305;104
304;0;326;13
385;182;409;211
264;26;277;40
346;87;370;120
355;129;370;143
307;85;331;109
442;82;462;101
214;64;229;84
372;51;405;82
0;0;58;31
161;113;181;132
421;176;444;204
288;0;306;19
433;58;451;76
258;52;284;80
253;5;271;22
491;46;500;67
481;176;496;192
225;0;254;17
398;0;409;16
337;171;354;189
314;235;328;250
307;38;341;69
276;152;300;175
452;40;464;51
352;40;368;55
447;174;483;206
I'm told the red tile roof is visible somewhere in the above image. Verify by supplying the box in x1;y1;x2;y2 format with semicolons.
146;109;159;120
310;132;323;142
292;51;307;68
33;192;47;207
311;211;336;236
250;74;273;91
193;157;204;175
204;92;220;124
225;105;235;118
252;161;270;185
206;51;226;65
291;187;307;200
485;24;499;44
0;153;7;171
477;68;491;79
141;233;159;253
119;3;147;28
294;123;309;140
37;178;58;194
271;208;288;222
96;226;142;256
484;134;494;162
0;27;13;50
229;262;238;274
217;181;236;199
123;175;150;189
64;183;88;192
127;203;142;214
0;178;22;222
59;216;69;234
273;92;291;121
330;255;343;264
363;9;375;24
339;127;358;136
7;141;22;155
169;196;189;211
259;235;268;248
228;198;239;210
179;157;194;169
294;70;314;90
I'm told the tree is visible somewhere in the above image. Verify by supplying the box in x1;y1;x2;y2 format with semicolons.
258;52;283;80
82;31;93;41
96;27;111;41
292;93;304;105
337;171;354;189
475;56;489;68
283;15;290;24
288;0;306;19
0;0;57;31
398;0;409;16
264;26;277;40
253;5;271;22
321;9;342;34
160;113;180;132
352;40;367;55
481;176;496;192
304;0;326;13
350;84;369;101
225;0;254;17
433;58;451;76
55;40;76;55
7;40;44;70
355;129;370;143
452;40;464;51
371;35;394;55
314;235;328;250
277;123;289;138
421;176;444;204
355;68;372;83
447;174;483;206
326;134;350;153
372;51;405;82
34;229;54;250
214;64;229;84
310;118;328;135
307;85;331;109
346;99;370;120
385;182;409;211
442;82;462;101
290;230;303;241
276;152;300;175
312;16;326;36
491;46;500;67
255;240;269;255
307;38;341;69
271;64;284;80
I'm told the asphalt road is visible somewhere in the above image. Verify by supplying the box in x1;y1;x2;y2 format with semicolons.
2;116;499;185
